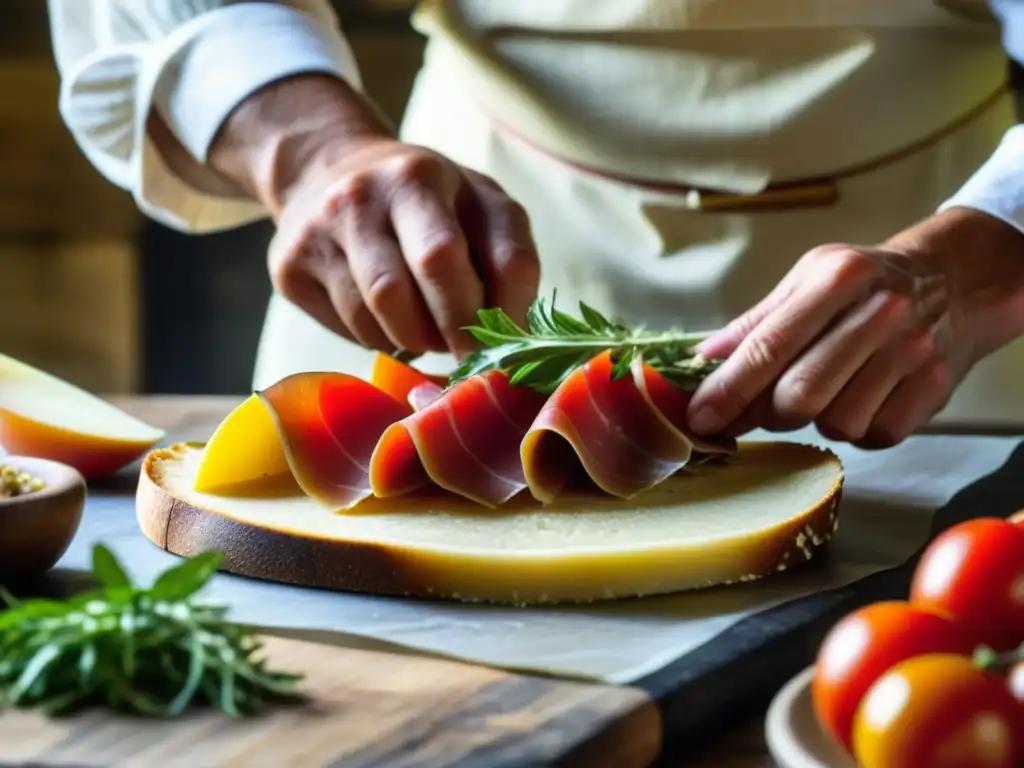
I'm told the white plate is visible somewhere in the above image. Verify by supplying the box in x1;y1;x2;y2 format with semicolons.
765;667;858;768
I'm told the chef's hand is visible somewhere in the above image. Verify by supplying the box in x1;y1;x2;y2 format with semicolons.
207;74;539;357
685;208;1024;448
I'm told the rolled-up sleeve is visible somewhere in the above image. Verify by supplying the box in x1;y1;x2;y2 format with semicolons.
47;0;362;233
938;0;1024;234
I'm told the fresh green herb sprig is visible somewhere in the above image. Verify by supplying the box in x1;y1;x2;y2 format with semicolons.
0;545;304;719
449;294;720;395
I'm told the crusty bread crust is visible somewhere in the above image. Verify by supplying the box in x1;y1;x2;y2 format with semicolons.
136;442;844;606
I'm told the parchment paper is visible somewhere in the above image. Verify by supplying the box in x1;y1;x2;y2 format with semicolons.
53;427;1019;684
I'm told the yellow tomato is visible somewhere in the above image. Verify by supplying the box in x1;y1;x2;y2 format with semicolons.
852;654;1021;768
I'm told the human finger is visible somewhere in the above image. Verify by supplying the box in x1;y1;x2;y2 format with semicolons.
323;268;395;351
269;227;359;342
331;184;445;352
697;244;850;360
271;260;357;342
771;289;915;424
698;277;798;361
299;235;394;351
855;361;952;449
687;249;880;435
716;387;809;438
389;162;485;357
814;329;937;443
458;171;540;327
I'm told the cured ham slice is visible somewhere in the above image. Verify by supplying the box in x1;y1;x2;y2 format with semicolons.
253;363;546;511
257;372;412;509
407;381;445;411
370;371;548;507
370;353;448;408
521;351;736;503
636;362;738;459
201;351;736;512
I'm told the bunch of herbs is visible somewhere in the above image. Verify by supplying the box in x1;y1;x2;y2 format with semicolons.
448;294;719;394
0;545;304;718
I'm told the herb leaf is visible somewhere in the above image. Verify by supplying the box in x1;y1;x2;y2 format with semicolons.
0;548;304;719
91;544;133;592
449;294;720;395
150;550;223;602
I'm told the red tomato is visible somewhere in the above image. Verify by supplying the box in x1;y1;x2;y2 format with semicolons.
852;653;1021;768
1008;662;1024;718
910;518;1024;651
811;600;974;752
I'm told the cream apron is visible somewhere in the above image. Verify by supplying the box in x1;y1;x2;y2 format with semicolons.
253;0;1022;428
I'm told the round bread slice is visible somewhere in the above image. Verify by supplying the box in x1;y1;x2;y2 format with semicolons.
137;441;844;606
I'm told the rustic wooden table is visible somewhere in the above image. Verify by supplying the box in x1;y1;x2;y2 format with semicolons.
3;396;779;768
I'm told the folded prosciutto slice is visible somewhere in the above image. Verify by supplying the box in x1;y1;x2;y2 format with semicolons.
370;371;548;507
244;351;735;512
257;372;412;509
520;351;735;503
256;363;546;510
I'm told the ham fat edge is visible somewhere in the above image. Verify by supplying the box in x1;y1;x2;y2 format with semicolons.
252;351;736;511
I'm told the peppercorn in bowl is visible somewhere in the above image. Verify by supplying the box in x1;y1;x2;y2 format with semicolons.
0;456;86;579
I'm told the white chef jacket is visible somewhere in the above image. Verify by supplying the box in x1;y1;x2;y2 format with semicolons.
48;0;1024;236
46;0;1024;429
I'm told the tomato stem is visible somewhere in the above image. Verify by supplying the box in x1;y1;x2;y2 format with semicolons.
973;643;1024;672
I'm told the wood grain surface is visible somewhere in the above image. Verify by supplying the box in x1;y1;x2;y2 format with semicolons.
0;635;662;768
0;396;779;768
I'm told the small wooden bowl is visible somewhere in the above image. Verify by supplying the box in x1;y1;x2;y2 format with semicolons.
0;456;86;579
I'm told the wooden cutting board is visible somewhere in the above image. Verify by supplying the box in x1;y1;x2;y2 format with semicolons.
0;634;661;768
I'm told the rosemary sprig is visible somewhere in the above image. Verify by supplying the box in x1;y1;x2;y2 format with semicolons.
449;294;720;395
0;545;305;719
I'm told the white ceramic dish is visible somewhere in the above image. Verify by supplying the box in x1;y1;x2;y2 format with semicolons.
765;666;858;768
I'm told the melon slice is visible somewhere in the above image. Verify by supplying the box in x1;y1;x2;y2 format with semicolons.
137;441;844;606
0;353;165;479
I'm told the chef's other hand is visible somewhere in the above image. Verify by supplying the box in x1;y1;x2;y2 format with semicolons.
208;74;539;357
685;207;1024;449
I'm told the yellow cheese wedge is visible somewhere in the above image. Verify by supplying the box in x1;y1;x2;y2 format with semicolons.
138;441;844;606
193;395;295;496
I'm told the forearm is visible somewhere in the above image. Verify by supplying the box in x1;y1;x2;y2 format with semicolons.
150;3;366;201
147;112;243;200
207;74;393;217
906;116;1024;358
